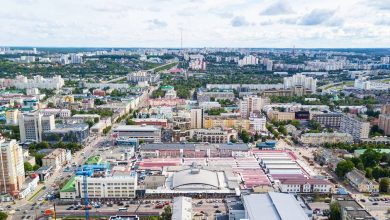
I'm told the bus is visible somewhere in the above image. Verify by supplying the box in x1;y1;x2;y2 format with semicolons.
118;207;127;212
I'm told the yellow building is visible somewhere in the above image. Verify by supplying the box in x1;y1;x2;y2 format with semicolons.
6;109;19;125
267;110;295;121
63;95;75;103
204;116;250;131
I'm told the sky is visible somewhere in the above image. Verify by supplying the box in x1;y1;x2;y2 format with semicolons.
0;0;389;48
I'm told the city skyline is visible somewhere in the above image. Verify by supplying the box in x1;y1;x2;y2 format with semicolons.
1;0;389;48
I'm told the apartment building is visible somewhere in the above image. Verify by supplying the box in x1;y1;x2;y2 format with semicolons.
312;113;343;129
190;108;203;129
5;109;19;125
339;115;370;141
42;149;68;171
239;96;265;119
0;139;25;197
379;104;390;136
11;75;64;90
300;133;353;146
197;89;235;102
40;108;71;118
267;110;295;121
18;111;55;143
203;115;250;131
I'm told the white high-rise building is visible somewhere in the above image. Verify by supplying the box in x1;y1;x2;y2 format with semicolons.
238;55;258;67
18;111;55;143
70;54;83;64
381;56;390;64
11;75;64;90
283;73;317;92
240;96;266;119
190;108;203;129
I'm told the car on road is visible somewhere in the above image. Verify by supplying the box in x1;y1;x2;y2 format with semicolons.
372;202;379;205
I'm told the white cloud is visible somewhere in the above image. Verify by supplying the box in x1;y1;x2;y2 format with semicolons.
0;0;388;47
260;1;294;15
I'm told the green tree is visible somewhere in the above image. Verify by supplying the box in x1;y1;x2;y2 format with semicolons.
360;149;381;168
35;153;46;166
47;102;55;108
278;125;287;136
329;202;341;220
24;162;33;172
291;120;300;129
379;178;389;193
126;119;136;125
335;160;354;178
160;206;172;220
94;99;105;105
33;164;40;170
240;130;250;143
365;168;373;179
0;211;8;220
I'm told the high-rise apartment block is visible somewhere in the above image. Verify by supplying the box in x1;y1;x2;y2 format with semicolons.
283;73;317;92
240;96;267;119
190;108;203;129
339;114;370;141
379;104;390;136
0;139;25;196
238;55;258;67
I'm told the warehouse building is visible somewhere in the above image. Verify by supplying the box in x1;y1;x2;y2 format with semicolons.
242;192;310;220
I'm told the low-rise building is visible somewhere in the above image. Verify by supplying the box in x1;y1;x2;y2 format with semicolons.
42;123;89;144
203;115;250;131
132;118;168;128
112;125;161;143
189;128;237;143
42;148;68;170
140;143;250;158
19;174;39;199
345;169;379;193
278;178;332;193
242;192;310;220
60;176;77;200
75;170;137;199
300;132;353;146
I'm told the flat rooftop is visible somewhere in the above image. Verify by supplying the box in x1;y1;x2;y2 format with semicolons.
243;192;309;220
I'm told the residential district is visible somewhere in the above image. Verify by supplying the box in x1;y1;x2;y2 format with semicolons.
0;47;390;220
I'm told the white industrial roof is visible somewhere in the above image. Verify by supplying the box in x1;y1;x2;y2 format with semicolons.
113;125;160;131
172;168;220;189
243;192;309;220
172;197;192;220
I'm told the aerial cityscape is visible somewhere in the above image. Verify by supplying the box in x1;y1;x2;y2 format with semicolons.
0;1;390;220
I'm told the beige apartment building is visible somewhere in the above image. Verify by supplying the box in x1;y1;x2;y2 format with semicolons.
0;139;25;197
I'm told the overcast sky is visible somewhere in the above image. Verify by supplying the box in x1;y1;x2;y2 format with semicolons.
0;0;389;48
